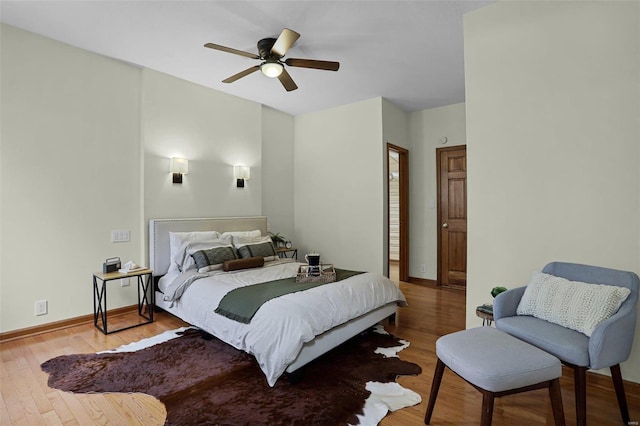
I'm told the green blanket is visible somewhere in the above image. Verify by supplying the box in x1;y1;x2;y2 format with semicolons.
215;269;364;324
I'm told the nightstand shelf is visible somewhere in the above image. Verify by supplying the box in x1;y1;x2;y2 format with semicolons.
93;268;154;334
276;247;298;260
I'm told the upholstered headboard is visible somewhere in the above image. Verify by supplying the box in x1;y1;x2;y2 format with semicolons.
149;216;268;277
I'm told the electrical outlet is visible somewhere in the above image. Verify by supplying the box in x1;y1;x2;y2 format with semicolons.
35;300;48;316
420;264;427;273
120;278;130;287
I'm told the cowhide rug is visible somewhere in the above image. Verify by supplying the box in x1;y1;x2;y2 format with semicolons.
42;326;421;425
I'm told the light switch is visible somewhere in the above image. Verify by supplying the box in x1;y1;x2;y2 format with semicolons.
111;230;130;243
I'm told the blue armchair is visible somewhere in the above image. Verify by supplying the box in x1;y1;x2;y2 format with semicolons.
493;262;638;426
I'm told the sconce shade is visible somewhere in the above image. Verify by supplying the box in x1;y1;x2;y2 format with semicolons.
170;157;188;184
234;165;250;188
234;165;250;180
170;158;189;174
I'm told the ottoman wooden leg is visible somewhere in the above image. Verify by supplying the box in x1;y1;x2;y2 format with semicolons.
480;389;495;426
549;378;566;426
424;358;445;424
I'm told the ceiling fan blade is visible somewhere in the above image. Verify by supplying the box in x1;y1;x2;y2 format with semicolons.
285;58;340;71
271;28;300;57
277;68;298;92
222;66;260;83
204;43;260;60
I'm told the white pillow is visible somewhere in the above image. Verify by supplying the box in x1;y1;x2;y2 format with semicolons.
221;229;261;239
517;271;631;337
233;235;277;261
169;231;221;271
170;234;230;272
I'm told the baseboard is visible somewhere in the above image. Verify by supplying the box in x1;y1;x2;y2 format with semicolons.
0;304;138;343
407;276;437;286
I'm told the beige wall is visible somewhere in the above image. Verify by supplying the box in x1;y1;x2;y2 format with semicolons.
408;103;466;280
1;25;143;331
382;98;411;275
0;25;289;333
261;106;295;242
142;68;263;230
464;1;640;382
294;98;386;273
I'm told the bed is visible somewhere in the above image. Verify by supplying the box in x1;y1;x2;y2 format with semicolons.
149;216;407;386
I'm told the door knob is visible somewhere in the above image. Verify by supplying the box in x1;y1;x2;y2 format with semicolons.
442;223;449;228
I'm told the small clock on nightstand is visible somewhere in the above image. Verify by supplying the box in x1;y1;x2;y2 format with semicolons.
285;241;292;249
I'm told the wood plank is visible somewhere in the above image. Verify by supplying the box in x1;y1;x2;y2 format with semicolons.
1;284;638;425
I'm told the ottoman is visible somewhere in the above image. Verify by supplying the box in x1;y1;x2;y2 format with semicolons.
424;327;565;426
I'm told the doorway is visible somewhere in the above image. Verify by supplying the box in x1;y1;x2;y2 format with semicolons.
436;145;467;288
387;144;409;283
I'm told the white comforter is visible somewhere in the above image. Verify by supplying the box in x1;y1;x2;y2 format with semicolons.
156;260;407;386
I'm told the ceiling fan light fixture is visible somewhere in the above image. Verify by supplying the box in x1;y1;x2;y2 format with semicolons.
260;61;283;78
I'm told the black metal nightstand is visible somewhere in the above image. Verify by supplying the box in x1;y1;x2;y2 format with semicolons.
93;268;154;334
276;247;298;260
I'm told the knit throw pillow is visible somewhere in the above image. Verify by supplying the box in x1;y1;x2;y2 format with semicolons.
516;271;631;337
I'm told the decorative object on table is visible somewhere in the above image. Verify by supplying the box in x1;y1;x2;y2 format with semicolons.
476;304;494;326
296;264;336;283
41;326;421;426
491;286;508;298
474;287;506;326
268;231;286;248
305;252;321;275
285;240;292;249
102;257;121;273
118;260;141;274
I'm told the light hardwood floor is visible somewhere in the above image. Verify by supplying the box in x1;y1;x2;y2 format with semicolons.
1;281;638;425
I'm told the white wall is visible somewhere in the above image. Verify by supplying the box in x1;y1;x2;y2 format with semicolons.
261;106;295;242
464;1;640;382
0;25;142;331
0;25;294;334
293;98;385;273
142;69;262;227
408;103;466;280
382;99;410;275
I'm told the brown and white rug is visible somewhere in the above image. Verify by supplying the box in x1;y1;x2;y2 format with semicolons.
41;325;421;425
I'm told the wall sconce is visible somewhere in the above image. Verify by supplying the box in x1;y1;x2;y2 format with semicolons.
170;157;188;184
234;165;250;188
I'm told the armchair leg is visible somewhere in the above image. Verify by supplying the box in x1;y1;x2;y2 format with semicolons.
610;364;630;425
424;358;445;424
572;365;588;426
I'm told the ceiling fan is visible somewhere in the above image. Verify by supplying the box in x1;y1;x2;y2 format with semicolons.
204;28;340;92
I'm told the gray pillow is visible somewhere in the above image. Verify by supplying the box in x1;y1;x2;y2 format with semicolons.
191;246;238;273
237;241;277;260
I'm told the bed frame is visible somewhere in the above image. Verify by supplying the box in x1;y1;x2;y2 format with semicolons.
148;217;397;375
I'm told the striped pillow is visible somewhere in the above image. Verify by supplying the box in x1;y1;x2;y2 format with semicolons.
517;271;631;336
191;245;238;273
233;236;277;261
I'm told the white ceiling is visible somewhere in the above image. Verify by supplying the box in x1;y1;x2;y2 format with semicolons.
0;1;492;116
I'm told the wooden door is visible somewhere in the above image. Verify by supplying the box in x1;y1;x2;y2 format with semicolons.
437;146;467;287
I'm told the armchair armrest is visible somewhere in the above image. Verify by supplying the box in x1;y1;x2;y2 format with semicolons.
589;300;638;369
493;286;526;321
